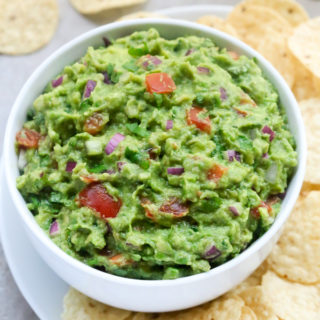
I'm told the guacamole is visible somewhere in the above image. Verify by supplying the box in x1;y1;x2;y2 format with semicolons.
16;29;297;280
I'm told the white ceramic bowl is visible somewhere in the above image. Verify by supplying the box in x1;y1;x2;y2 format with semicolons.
3;19;306;312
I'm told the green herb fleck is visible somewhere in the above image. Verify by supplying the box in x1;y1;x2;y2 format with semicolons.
125;147;150;170
126;123;150;138
123;60;139;72
128;42;149;57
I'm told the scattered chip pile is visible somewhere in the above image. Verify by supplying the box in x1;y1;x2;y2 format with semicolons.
61;0;320;319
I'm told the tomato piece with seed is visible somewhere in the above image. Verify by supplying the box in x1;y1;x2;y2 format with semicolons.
16;129;41;149
234;107;248;117
145;72;176;93
83;113;105;135
186;107;212;134
79;183;122;219
159;198;189;217
80;175;99;184
250;201;272;219
207;164;228;183
109;254;132;267
228;51;239;60
140;198;155;220
240;92;256;106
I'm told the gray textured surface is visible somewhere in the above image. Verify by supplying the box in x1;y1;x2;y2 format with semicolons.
0;1;319;319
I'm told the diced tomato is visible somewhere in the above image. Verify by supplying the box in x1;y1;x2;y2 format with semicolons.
250;201;272;219
186;107;212;134
109;254;132;267
240;92;256;107
16;128;41;149
234;107;248;117
159;198;189;217
141;198;155;220
145;72;176;94
207;164;228;183
80;175;99;184
79;183;122;219
83;113;105;135
267;196;280;206
228;51;239;60
140;198;155;220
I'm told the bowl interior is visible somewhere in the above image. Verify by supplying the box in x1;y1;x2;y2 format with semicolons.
3;19;306;287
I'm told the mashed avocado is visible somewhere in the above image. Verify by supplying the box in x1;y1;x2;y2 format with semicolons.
16;29;297;280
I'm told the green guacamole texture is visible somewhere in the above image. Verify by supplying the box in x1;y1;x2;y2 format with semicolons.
16;29;297;280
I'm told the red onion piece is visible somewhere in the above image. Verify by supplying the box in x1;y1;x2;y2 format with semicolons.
262;153;269;159
262;125;275;142
117;161;126;172
102;72;111;84
203;245;221;260
277;192;286;200
166;120;173;130
220;87;227;100
49;220;60;236
167;167;184;175
142;55;162;69
227;150;241;162
142;60;149;69
66;161;76;172
52;76;63;88
104;169;115;175
103;36;111;47
185;48;195;56
229;206;239;216
197;66;210;74
83;80;97;98
105;133;125;155
150;56;162;65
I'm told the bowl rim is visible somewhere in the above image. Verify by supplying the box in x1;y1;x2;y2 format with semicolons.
3;18;306;287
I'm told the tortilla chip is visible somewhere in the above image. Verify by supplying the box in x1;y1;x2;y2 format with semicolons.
291;58;320;101
288;17;320;81
117;11;168;21
240;306;257;320
233;260;269;294
267;191;320;283
131;314;156;320
226;4;292;49
299;99;320;185
69;0;147;15
153;294;244;320
152;304;208;320
238;287;278;320
301;182;320;196
197;15;238;37
257;33;295;88
62;288;246;320
261;271;320;320
206;294;244;320
62;288;133;320
239;0;309;27
0;0;58;55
